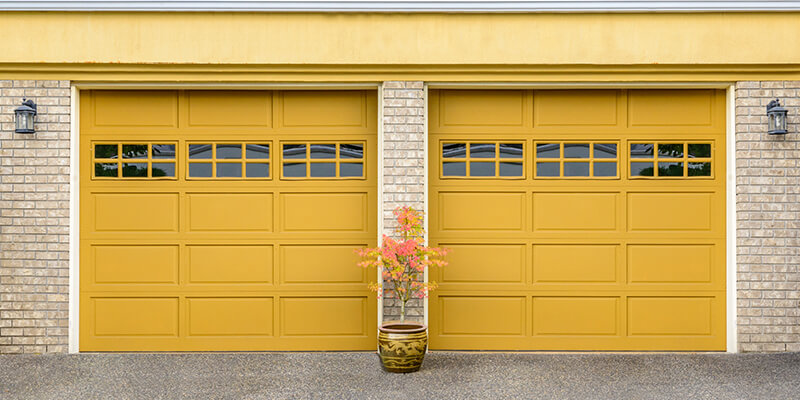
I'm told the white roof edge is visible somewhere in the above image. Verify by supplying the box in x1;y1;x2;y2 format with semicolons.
2;1;800;12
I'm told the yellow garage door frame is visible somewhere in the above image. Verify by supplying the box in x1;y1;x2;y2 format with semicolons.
426;86;733;351
76;86;380;352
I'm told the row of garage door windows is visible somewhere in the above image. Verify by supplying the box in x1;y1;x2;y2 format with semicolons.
91;141;713;180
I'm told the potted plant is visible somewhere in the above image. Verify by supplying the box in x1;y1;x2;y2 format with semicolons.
356;206;448;373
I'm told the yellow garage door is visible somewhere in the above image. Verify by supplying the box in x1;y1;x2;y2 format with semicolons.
80;90;377;351
429;89;726;351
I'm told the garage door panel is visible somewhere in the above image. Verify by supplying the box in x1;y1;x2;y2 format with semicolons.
628;192;713;232
94;193;179;232
188;193;273;232
533;297;618;336
92;297;179;337
439;244;526;284
280;245;366;284
188;90;272;128
93;90;178;128
281;91;367;128
437;90;526;128
439;296;526;336
535;90;619;127
188;245;273;284
628;89;715;127
533;244;618;284
438;192;526;232
280;297;367;337
187;297;274;336
92;245;179;285
628;296;716;336
628;244;714;284
533;193;618;231
281;193;367;232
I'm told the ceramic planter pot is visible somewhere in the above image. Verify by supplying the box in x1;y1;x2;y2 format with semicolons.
377;321;428;373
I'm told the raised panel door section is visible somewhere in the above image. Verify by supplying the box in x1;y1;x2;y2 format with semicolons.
438;192;525;232
535;90;619;127
93;90;178;128
188;91;272;127
280;297;367;336
533;193;618;231
629;89;714;127
93;193;179;232
187;297;274;336
188;193;273;232
281;245;365;284
438;90;525;128
188;245;273;284
92;297;179;336
439;297;526;336
282;91;365;128
533;244;617;283
439;244;525;284
628;297;714;336
281;193;367;232
628;244;713;284
628;192;713;231
532;297;618;336
93;245;179;284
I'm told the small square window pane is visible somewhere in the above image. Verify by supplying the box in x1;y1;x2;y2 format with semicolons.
340;144;364;159
122;163;148;177
217;144;242;159
283;144;307;159
443;143;467;159
499;143;523;159
216;163;242;177
593;143;617;159
246;163;269;178
688;162;712;176
536;162;560;177
94;163;118;177
688;144;712;158
630;144;654;158
152;144;175;159
246;144;269;159
593;162;617;177
470;161;495;177
310;144;336;159
189;144;213;159
658;162;684;176
442;162;466;177
564;143;590;159
564;162;590;176
95;144;118;159
630;162;655;177
470;143;496;158
283;162;306;177
658;144;684;158
536;143;560;159
310;162;336;177
340;162;363;177
499;162;523;177
189;162;212;177
122;145;148;159
152;163;175;177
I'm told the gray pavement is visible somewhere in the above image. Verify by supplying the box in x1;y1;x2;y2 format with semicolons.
0;352;798;400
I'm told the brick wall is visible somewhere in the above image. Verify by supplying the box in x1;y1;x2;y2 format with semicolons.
381;81;425;322
735;81;800;352
0;80;71;354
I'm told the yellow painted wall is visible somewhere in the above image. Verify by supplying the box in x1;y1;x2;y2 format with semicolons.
1;12;800;66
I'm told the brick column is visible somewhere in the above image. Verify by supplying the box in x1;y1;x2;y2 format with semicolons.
735;81;800;352
0;80;71;354
381;81;425;322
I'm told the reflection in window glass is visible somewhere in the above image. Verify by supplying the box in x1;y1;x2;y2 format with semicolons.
152;144;175;159
536;162;560;177
310;162;336;177
443;143;467;158
630;162;654;176
658;144;684;158
470;143;496;158
499;162;523;177
283;162;306;177
689;144;711;158
310;144;336;159
216;144;242;159
152;163;175;177
499;143;523;159
95;163;118;177
246;144;269;159
593;143;617;159
630;143;654;158
442;162;466;176
340;144;364;159
283;144;306;159
340;163;363;177
95;144;118;159
688;162;712;176
658;162;683;176
564;162;590;176
470;161;495;177
122;144;148;159
593;162;617;177
189;144;213;159
536;143;560;158
216;163;242;177
564;143;590;158
189;163;212;177
122;163;148;177
246;163;269;178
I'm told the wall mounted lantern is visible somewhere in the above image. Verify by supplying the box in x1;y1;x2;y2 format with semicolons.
766;99;788;135
14;98;37;134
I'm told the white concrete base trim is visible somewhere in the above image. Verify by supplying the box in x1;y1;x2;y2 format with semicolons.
68;85;80;354
726;84;738;353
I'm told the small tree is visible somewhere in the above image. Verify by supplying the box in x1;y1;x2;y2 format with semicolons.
356;206;448;322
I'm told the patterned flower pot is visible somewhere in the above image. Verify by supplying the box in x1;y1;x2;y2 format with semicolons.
377;322;428;373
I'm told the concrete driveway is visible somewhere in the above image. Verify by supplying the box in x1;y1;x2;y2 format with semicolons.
0;352;798;399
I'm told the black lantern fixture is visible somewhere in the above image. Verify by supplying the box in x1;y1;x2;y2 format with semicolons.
766;99;788;135
14;98;37;134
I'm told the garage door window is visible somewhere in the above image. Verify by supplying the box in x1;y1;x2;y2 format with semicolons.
441;142;524;178
281;142;365;179
93;143;177;179
187;143;270;179
629;142;712;178
534;142;618;179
